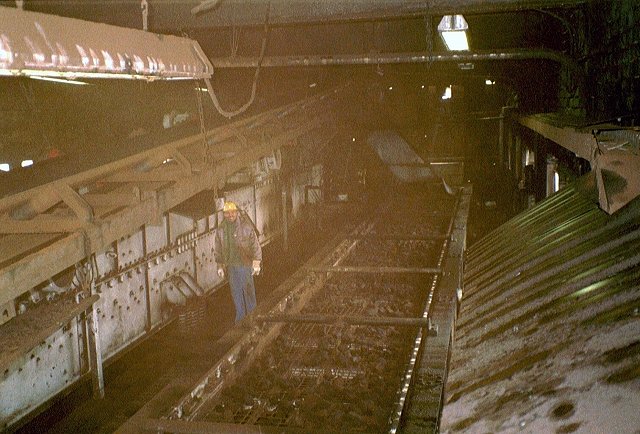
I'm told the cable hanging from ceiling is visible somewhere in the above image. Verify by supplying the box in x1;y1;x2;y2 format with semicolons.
204;1;271;119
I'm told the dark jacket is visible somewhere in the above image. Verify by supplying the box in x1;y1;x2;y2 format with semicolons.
214;215;262;267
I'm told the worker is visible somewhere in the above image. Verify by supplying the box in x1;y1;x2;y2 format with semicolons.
214;201;262;322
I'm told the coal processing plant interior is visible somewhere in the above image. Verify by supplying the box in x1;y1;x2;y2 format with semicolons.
0;1;639;433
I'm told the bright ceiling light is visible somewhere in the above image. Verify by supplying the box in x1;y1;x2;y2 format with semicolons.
30;76;89;86
442;86;452;100
21;160;34;167
485;79;495;85
438;15;469;51
0;163;10;172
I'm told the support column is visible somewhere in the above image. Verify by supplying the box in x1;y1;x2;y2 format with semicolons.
85;255;105;399
281;187;288;251
546;155;558;197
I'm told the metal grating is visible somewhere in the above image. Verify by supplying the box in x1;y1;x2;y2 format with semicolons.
140;185;462;433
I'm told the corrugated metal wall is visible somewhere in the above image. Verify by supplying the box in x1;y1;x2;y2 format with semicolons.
441;180;640;433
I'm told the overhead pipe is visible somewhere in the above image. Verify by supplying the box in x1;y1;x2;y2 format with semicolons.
209;48;579;71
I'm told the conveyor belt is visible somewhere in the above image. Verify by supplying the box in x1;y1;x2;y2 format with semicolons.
125;184;466;433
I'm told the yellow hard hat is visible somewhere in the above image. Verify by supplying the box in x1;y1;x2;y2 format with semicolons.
223;201;238;212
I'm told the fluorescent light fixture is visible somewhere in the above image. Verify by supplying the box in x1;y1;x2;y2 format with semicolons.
554;171;560;192
21;160;34;167
438;15;469;51
30;76;89;85
485;79;495;85
442;86;452;100
1;7;213;81
309;82;317;88
0;163;10;172
196;87;208;92
0;68;197;82
0;69;132;80
441;31;469;51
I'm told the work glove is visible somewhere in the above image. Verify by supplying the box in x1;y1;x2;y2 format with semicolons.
252;260;261;276
217;267;225;279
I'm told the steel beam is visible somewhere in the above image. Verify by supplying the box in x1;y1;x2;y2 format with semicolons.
348;234;448;241
401;187;470;432
306;265;442;274
519;115;596;161
257;313;430;327
0;90;342;309
140;417;313;434
520;115;640;214
0;294;100;375
0;215;87;234
182;0;586;28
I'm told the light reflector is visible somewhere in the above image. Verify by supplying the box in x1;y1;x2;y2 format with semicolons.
0;7;213;81
438;15;469;51
30;76;88;85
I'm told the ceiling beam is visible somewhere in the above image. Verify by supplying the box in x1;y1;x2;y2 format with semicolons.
22;0;586;31
520;114;640;214
183;0;586;28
